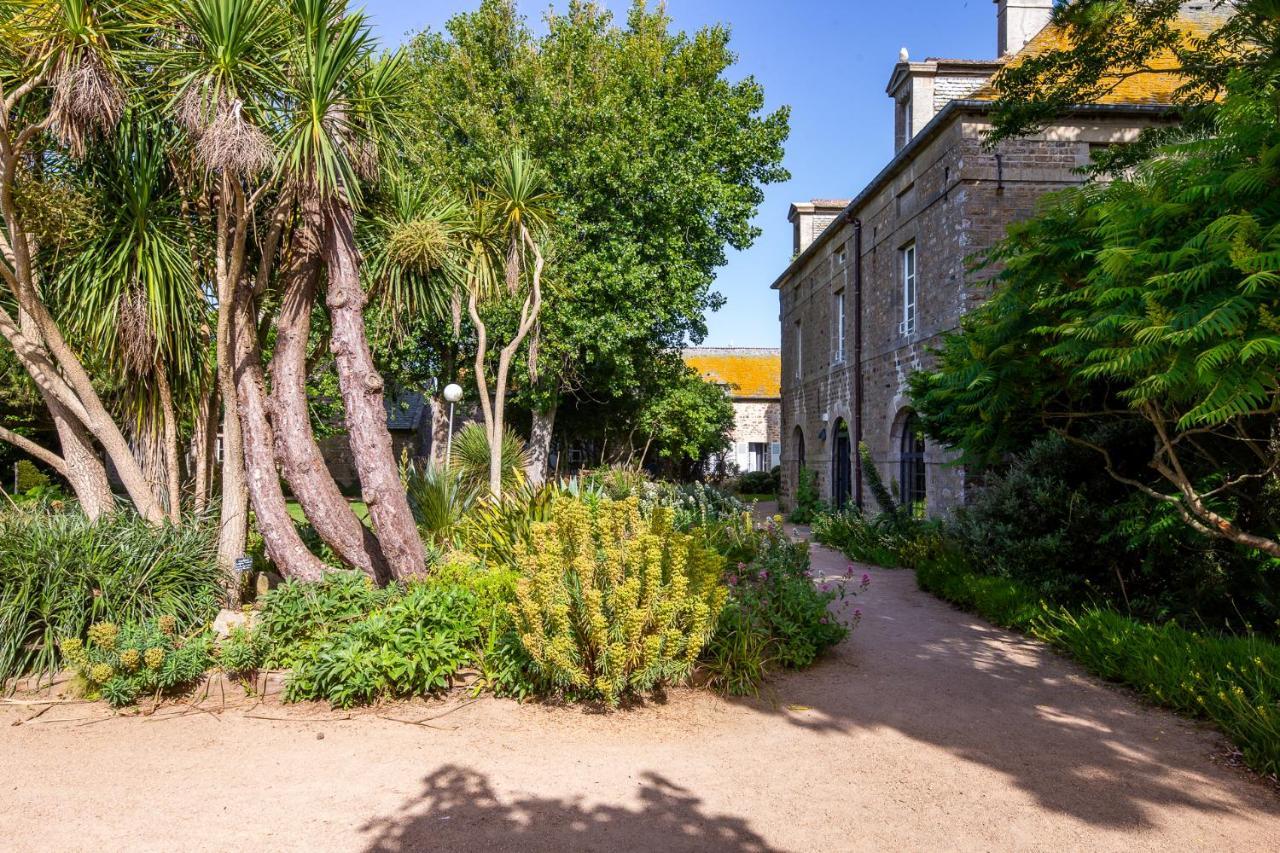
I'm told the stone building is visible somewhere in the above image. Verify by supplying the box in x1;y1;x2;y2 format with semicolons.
684;348;782;474
775;0;1229;516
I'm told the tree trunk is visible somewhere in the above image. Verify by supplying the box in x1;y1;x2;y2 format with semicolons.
429;393;451;469
322;202;424;579
156;369;182;523
191;384;218;514
271;217;389;582
525;400;556;487
231;280;327;582
215;240;250;585
17;308;115;519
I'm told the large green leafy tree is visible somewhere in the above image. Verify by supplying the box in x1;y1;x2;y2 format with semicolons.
396;0;788;479
911;9;1280;556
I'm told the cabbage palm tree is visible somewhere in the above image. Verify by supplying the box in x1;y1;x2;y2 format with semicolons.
0;0;167;523
276;0;425;578
465;149;554;498
163;0;329;579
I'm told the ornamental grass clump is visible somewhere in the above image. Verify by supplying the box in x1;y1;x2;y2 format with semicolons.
511;496;727;705
61;619;213;708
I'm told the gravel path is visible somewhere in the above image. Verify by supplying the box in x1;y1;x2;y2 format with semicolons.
2;528;1278;851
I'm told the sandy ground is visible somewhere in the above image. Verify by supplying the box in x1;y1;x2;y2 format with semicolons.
3;515;1279;851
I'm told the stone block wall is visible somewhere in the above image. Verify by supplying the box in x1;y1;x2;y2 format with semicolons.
778;108;1171;516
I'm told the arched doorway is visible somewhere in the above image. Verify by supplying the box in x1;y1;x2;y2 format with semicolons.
900;412;926;518
832;418;851;510
792;426;807;502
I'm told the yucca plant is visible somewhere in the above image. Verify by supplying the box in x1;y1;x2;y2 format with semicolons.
449;422;530;495
405;462;476;548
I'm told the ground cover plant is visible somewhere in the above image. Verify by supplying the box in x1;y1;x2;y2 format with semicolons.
60;617;215;708
0;506;223;686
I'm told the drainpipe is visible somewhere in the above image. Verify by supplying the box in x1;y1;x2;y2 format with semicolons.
851;215;864;510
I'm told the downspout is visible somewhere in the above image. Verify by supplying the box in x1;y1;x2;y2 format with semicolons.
851;215;864;510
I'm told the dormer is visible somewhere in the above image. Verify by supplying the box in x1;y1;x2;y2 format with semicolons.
788;200;850;255
887;54;1001;152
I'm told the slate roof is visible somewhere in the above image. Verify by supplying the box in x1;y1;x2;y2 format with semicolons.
384;392;429;432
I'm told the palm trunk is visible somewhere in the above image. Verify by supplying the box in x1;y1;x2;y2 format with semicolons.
191;384;218;514
525;400;556;487
322;201;425;579
429;393;451;469
271;214;389;582
215;208;249;580
156;369;182;523
231;279;327;582
0;141;163;523
17;306;115;518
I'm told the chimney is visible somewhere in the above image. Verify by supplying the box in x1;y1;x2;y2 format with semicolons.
788;200;850;256
995;0;1054;56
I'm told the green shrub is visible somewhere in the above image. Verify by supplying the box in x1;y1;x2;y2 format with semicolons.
254;572;397;669
812;508;905;568
217;625;265;676
60;617;214;707
787;467;826;524
736;470;775;496
283;582;481;708
0;507;223;685
13;459;51;494
705;525;867;695
944;432;1280;632
510;496;727;705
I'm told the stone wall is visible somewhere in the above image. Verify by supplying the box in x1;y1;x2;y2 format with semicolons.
777;107;1170;516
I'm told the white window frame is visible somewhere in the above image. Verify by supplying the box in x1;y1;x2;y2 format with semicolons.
901;243;917;336
833;289;846;364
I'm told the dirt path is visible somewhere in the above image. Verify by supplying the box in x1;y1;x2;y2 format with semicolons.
2;528;1279;851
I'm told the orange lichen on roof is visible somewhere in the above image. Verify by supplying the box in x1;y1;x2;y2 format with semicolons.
971;17;1215;106
685;351;781;400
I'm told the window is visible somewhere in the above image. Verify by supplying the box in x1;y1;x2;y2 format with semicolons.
900;413;927;519
748;442;767;473
900;243;917;336
795;319;803;378
833;290;846;364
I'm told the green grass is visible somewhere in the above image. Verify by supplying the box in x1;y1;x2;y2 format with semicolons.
285;500;369;524
736;493;777;504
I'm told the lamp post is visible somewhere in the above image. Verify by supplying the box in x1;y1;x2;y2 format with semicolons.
442;383;463;465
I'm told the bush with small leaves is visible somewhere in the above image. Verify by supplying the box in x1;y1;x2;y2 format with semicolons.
510;496;728;705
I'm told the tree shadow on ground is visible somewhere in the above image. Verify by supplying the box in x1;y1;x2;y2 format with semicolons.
360;765;777;853
728;551;1279;830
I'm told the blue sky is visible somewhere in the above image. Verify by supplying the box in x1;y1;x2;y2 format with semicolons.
361;1;997;347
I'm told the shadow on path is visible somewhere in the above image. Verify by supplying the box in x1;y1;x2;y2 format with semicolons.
360;765;776;852
730;539;1280;830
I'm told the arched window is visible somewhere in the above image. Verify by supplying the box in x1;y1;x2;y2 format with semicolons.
900;413;926;518
794;426;806;467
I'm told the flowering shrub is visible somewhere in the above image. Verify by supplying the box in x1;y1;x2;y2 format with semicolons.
705;520;868;695
60;618;214;707
510;496;727;705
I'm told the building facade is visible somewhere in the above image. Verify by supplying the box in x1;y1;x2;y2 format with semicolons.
776;0;1227;516
685;348;782;474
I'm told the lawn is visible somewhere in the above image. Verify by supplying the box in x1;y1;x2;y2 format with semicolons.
285;500;369;524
